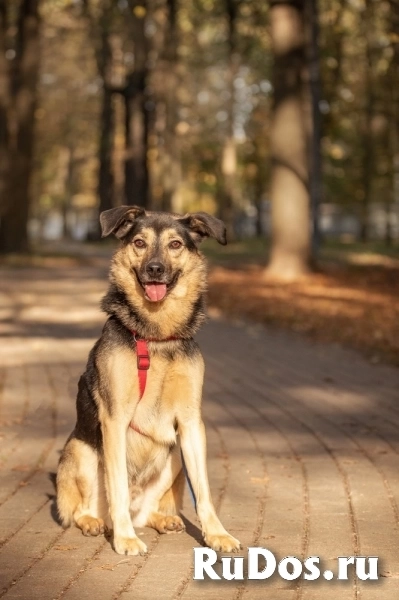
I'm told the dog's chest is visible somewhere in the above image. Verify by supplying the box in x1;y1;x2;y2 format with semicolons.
118;350;178;445
128;395;176;446
124;354;179;482
106;343;193;445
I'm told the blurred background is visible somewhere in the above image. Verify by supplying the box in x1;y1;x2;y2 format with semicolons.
0;0;398;364
2;5;399;593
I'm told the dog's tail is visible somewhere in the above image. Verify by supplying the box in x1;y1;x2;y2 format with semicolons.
56;436;96;527
56;458;82;527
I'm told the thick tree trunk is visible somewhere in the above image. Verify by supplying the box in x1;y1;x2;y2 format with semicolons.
267;0;311;279
83;0;116;234
0;0;10;216
0;0;41;254
62;146;74;239
388;0;399;246
220;0;239;240
97;5;115;223
124;71;149;207
359;0;374;243
98;85;114;214
160;0;180;212
306;0;322;258
124;1;149;207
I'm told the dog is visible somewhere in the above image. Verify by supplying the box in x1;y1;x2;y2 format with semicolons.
56;205;241;556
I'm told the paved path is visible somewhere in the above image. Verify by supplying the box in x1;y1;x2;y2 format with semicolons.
0;262;399;600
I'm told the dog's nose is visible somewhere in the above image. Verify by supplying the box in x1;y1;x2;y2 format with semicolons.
146;262;165;277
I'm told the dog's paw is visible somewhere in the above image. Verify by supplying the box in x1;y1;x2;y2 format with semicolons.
153;515;186;534
204;532;241;553
77;516;105;537
113;536;148;556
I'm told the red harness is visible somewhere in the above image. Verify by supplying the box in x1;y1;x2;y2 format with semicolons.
134;335;151;401
130;331;197;510
130;332;179;434
133;331;179;400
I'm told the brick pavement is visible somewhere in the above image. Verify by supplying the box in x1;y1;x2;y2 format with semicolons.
0;262;398;600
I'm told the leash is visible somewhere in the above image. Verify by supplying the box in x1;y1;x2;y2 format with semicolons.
131;331;197;511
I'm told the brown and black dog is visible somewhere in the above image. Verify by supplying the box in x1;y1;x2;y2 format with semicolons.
56;206;241;555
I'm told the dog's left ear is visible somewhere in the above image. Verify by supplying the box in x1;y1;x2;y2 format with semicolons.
100;205;145;239
178;212;227;245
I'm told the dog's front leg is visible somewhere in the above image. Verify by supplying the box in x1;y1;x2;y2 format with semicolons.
180;418;241;552
102;418;147;555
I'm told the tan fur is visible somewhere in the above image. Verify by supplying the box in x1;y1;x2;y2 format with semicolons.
57;210;240;555
159;468;185;515
110;227;207;339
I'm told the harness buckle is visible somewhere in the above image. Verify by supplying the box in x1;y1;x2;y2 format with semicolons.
137;354;150;370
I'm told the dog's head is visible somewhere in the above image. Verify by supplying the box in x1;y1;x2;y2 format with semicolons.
100;206;226;304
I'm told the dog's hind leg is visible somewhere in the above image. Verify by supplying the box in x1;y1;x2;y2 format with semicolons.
146;468;186;533
133;449;185;534
57;437;107;536
159;467;185;515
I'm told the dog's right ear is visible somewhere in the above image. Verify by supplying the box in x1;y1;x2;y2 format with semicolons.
100;206;145;239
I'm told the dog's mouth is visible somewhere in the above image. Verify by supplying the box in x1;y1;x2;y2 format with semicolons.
144;282;167;302
134;270;181;303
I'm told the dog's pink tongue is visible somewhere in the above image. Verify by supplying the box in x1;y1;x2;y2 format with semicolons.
145;283;167;302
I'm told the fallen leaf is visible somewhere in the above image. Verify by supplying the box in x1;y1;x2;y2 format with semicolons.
250;476;269;484
97;559;131;571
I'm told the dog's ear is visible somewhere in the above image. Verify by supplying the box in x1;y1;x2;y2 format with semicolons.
178;212;227;245
100;205;145;239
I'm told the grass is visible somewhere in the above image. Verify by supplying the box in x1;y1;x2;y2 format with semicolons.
202;237;399;267
202;237;270;265
205;237;399;367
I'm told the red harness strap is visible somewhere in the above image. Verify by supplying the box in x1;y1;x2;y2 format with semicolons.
130;332;179;435
131;331;197;510
135;337;150;400
132;331;179;400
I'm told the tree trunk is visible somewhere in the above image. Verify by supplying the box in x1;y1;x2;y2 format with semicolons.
267;0;311;279
0;0;10;216
96;3;115;223
62;146;74;239
0;0;41;254
125;71;149;207
220;0;240;240
160;0;180;212
306;0;322;258
98;85;114;214
388;0;399;246
124;1;149;207
359;0;375;243
82;0;115;234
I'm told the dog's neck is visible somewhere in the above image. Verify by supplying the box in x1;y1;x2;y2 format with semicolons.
101;283;206;340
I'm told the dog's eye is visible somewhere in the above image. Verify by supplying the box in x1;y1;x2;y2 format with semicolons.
133;239;146;248
169;240;182;250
